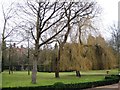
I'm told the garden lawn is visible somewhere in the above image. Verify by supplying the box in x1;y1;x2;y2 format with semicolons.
2;69;118;88
82;69;118;75
0;73;2;88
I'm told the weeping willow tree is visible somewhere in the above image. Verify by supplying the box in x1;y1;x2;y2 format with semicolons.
59;35;117;75
60;43;92;77
87;35;117;70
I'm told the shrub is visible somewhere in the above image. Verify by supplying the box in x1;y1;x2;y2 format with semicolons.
105;74;119;80
53;82;65;88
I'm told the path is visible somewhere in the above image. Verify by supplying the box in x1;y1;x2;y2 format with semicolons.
84;83;120;90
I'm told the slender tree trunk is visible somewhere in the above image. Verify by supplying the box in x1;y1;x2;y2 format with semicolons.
2;39;5;72
55;48;60;78
79;28;82;45
76;70;81;77
28;65;30;75
77;27;82;77
8;58;10;74
8;44;11;74
28;38;30;75
12;66;14;74
55;62;59;78
31;42;39;84
2;52;4;72
9;67;10;74
11;65;13;74
31;9;39;83
31;59;37;84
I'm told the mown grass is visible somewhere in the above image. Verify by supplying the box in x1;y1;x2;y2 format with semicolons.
2;69;118;88
82;69;118;75
0;73;2;88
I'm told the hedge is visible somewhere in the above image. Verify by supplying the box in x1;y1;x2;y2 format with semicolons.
2;75;120;90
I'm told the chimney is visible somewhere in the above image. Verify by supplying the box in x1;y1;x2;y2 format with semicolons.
21;45;23;48
13;43;16;47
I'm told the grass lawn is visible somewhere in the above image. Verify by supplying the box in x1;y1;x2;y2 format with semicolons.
2;69;118;88
82;69;118;75
0;73;1;88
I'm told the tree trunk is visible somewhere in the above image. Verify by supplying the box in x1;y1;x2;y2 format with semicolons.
11;65;13;74
55;58;60;78
31;59;37;84
2;40;6;72
55;47;61;78
9;65;14;74
55;64;59;78
9;65;10;74
76;70;81;77
31;6;39;83
2;52;4;72
27;38;30;75
28;65;30;75
8;45;11;74
78;24;83;45
31;45;38;84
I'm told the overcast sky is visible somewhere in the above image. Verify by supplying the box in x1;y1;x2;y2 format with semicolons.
97;0;119;40
0;0;119;42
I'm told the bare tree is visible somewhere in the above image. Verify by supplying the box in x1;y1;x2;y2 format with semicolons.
1;3;17;72
110;24;120;51
109;23;120;72
16;0;69;84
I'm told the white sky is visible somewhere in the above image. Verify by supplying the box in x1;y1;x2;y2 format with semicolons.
97;0;119;40
0;0;119;42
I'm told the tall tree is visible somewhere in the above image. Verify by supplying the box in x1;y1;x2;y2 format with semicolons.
54;1;97;78
1;3;17;72
67;1;100;77
109;23;120;72
17;0;71;83
87;35;117;70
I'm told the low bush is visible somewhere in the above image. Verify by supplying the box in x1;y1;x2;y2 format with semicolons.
53;82;65;88
105;74;120;80
52;82;66;90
